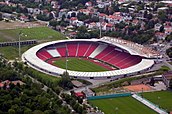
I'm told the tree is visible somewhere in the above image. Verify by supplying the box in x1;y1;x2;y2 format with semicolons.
0;13;2;21
166;47;172;58
59;71;73;90
49;20;58;28
169;79;172;89
165;33;172;42
150;77;155;86
24;108;32;114
158;10;167;22
33;110;44;114
8;109;16;114
159;25;164;32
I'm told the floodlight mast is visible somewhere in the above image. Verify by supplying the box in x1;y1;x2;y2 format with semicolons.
65;49;68;73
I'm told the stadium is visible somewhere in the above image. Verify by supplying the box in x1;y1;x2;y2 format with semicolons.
22;37;157;79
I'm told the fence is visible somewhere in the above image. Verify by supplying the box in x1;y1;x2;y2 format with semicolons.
87;92;131;100
0;40;37;47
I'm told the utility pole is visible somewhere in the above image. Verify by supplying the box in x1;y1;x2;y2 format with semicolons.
65;49;68;73
19;30;21;58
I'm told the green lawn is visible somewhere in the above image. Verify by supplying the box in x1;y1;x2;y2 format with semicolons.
0;27;66;42
141;91;172;112
89;97;156;114
53;58;109;72
27;67;60;83
0;45;35;60
0;27;67;60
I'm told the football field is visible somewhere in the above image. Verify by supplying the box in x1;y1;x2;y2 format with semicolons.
141;91;172;112
53;58;109;72
0;27;66;42
89;96;156;114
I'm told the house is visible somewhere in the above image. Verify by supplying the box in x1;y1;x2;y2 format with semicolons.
99;13;107;21
106;15;123;24
69;17;78;24
97;1;111;8
79;9;90;15
155;32;166;40
85;1;92;7
67;11;78;18
19;15;29;22
100;22;114;31
27;8;41;15
88;22;97;29
51;1;58;9
162;71;172;88
58;9;68;18
106;23;114;31
68;32;77;38
69;17;84;27
164;25;172;35
154;23;162;31
132;19;139;26
2;13;15;20
0;80;25;89
157;7;168;12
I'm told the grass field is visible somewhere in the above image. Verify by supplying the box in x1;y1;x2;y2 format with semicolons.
53;58;109;72
141;91;172;112
0;27;67;60
0;45;35;60
89;96;156;114
0;27;66;42
27;67;60;83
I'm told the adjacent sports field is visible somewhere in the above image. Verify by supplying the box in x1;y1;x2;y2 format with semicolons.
89;96;156;114
53;58;109;72
0;27;66;42
141;91;172;112
0;27;66;59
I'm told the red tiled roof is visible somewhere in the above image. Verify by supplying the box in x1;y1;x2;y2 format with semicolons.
70;17;77;21
75;92;84;97
107;23;113;27
99;13;106;17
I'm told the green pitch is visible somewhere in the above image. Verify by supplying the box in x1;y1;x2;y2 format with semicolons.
141;91;172;112
89;96;156;114
0;27;66;59
53;58;109;72
0;27;66;42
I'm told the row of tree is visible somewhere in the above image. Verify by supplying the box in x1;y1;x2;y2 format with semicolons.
0;57;71;114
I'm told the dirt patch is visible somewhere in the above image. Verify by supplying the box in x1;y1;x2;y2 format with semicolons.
0;21;46;30
123;84;153;92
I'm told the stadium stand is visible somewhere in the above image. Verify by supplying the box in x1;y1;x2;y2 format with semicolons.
36;41;143;69
84;43;99;57
23;39;155;78
56;44;67;57
67;43;78;57
89;44;107;58
101;37;162;58
77;42;91;57
36;49;53;60
47;49;61;57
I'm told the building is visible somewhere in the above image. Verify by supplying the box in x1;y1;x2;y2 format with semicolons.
162;71;172;88
82;88;95;97
74;92;85;98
